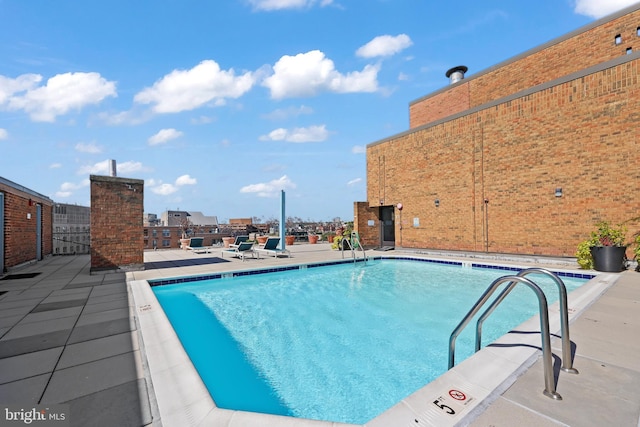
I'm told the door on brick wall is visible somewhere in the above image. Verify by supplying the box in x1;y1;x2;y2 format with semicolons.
380;206;395;247
36;203;42;261
0;192;4;273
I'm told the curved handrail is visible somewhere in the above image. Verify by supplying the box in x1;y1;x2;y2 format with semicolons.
475;268;578;374
448;275;562;400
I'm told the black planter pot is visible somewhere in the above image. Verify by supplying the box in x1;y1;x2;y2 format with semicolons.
590;245;627;272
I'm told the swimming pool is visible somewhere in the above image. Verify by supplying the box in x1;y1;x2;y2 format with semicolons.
151;258;589;424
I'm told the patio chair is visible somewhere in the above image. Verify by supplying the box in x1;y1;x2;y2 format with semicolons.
186;237;211;254
254;237;291;258
229;235;249;249
221;241;257;261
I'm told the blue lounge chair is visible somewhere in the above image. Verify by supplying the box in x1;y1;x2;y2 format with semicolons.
186;237;210;253
255;237;290;258
229;235;249;249
221;241;256;261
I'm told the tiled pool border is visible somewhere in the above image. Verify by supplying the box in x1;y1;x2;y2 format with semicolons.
147;256;596;287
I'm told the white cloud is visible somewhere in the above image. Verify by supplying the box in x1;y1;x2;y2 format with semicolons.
151;183;178;196
356;34;413;58
574;0;637;18
351;145;366;154
0;128;7;140
50;163;62;169
259;124;329;143
55;179;90;198
148;128;184;146
0;74;42;104
347;177;362;186
134;60;255;113
148;174;196;196
6;72;116;122
75;142;103;154
240;175;296;197
263;50;379;99
247;0;333;11
77;159;145;175
175;174;197;186
262;105;313;120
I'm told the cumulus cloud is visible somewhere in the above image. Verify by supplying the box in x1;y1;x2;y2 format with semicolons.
240;175;296;197
0;128;7;140
148;128;184;146
55;178;90;198
356;34;413;58
134;60;255;113
259;124;329;143
262;50;379;99
247;0;333;11
4;72;116;122
77;159;146;175
351;145;366;154
148;174;197;196
75;142;103;154
574;0;637;18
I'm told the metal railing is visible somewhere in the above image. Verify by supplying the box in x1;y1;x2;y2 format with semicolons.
341;231;367;263
448;274;564;400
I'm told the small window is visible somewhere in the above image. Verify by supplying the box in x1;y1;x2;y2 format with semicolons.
615;34;622;45
627;47;633;55
637;26;640;36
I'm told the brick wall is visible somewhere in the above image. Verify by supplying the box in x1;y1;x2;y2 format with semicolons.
1;180;53;270
90;175;144;272
368;55;640;257
410;6;640;128
354;202;380;248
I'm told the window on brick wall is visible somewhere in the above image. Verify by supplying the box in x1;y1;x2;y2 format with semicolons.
162;239;170;247
615;34;622;45
637;27;640;36
162;229;170;237
627;47;633;54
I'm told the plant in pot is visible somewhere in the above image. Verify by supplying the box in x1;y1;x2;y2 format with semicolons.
179;217;192;250
576;221;627;272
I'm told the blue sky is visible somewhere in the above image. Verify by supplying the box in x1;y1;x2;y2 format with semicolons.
0;0;635;223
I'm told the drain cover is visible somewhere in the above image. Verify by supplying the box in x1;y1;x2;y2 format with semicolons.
1;272;42;280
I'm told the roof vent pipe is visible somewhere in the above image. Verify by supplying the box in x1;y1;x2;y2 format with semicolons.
445;65;468;85
109;159;117;177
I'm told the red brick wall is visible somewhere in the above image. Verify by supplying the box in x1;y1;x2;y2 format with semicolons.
354;202;380;248
410;7;640;128
1;183;53;270
90;175;144;271
368;56;640;257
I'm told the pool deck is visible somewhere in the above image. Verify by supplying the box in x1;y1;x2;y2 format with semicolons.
0;243;638;426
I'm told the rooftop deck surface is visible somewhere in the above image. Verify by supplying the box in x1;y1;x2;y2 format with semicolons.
0;244;638;426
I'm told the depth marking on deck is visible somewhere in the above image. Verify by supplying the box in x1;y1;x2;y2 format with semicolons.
138;304;153;312
431;387;474;418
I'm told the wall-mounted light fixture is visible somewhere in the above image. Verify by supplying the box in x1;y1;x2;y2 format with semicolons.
555;187;563;197
434;199;440;208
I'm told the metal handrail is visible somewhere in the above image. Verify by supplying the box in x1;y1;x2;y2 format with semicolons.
475;268;578;374
448;275;562;400
340;232;367;263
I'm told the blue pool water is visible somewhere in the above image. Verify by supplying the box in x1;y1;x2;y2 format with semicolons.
152;259;588;424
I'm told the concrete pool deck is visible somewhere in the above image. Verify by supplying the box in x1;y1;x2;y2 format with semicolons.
0;244;638;426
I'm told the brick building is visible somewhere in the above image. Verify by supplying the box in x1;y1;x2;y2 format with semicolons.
358;5;640;257
53;203;90;255
90;175;144;272
0;176;53;272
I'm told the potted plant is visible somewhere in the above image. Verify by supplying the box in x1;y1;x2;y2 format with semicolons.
179;217;191;250
285;235;295;246
308;234;319;244
576;221;627;272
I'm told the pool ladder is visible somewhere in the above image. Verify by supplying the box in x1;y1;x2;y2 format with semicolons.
448;268;578;400
341;231;367;263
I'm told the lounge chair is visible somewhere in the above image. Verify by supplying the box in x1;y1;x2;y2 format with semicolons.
221;241;256;261
186;237;210;254
255;237;291;258
229;235;249;249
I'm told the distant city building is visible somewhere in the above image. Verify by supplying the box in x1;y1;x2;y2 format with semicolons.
143;213;160;227
53;203;90;255
160;210;218;227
